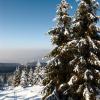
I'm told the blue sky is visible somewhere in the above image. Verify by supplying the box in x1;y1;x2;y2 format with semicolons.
0;0;100;63
0;0;99;49
0;0;78;49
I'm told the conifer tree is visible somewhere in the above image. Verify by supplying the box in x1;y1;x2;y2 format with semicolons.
64;0;100;99
20;67;28;88
13;67;21;87
28;68;34;86
43;0;74;98
33;60;45;85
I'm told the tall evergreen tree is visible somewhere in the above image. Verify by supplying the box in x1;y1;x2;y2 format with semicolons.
13;67;21;87
64;0;100;99
20;67;28;88
43;0;74;98
28;68;34;86
33;60;45;85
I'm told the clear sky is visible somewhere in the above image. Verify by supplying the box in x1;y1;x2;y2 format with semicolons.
0;0;100;63
0;0;78;49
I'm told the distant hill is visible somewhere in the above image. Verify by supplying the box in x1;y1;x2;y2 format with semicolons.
0;62;47;73
0;63;21;73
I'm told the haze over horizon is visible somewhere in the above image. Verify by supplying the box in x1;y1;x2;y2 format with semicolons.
0;48;51;64
0;0;100;63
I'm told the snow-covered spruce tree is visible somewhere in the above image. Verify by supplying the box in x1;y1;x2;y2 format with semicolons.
64;0;100;100
28;68;34;86
43;0;74;98
20;67;28;88
0;75;4;89
13;67;21;87
7;73;13;86
33;60;45;85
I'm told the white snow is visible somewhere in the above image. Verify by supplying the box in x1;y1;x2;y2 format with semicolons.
79;56;84;63
83;87;91;100
67;40;77;47
64;28;69;35
87;36;98;49
89;52;100;66
68;75;78;86
0;85;44;100
73;65;79;73
78;38;87;47
89;13;95;19
84;69;94;80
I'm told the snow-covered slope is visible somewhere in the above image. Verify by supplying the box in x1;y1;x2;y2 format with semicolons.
0;85;44;100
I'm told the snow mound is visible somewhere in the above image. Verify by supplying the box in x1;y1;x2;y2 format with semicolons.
0;85;44;100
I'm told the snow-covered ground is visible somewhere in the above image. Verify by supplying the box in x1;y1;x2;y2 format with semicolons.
0;85;44;100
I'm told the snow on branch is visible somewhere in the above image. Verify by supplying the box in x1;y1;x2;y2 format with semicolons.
88;52;100;66
87;36;98;49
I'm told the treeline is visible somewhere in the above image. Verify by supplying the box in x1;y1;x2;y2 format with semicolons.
0;62;46;89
